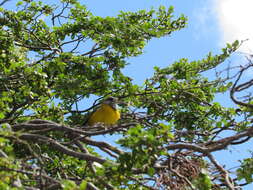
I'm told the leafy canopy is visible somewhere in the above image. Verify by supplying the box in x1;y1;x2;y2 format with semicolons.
1;0;253;190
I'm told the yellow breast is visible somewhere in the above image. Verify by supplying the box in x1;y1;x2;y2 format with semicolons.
88;104;120;126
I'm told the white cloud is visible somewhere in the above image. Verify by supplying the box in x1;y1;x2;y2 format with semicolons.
214;0;253;53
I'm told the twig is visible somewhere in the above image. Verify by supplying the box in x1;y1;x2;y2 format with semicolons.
1;167;60;185
18;133;107;164
207;153;235;190
230;64;253;109
0;0;10;6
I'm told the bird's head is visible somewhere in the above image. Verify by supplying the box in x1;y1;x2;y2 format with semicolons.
103;96;118;110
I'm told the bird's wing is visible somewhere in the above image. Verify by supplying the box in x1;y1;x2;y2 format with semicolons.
82;104;101;126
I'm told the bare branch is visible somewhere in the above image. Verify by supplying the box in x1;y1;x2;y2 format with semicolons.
13;119;136;137
207;153;235;190
0;0;11;6
19;133;107;164
1;167;61;188
166;143;209;154
0;149;8;158
230;64;253;109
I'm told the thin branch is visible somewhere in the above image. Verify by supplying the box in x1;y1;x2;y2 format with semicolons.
18;133;107;164
207;153;235;190
207;126;253;152
0;149;8;158
230;136;251;145
86;182;100;190
166;143;209;154
0;0;11;6
14;41;60;53
79;137;124;155
51;2;69;26
1;167;60;185
230;64;253;109
13;119;136;136
129;176;157;190
74;140;97;173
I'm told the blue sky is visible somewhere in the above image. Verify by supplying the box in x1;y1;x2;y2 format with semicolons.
3;0;253;188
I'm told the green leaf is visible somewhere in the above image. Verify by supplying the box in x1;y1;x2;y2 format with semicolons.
62;180;77;190
147;167;155;176
79;180;87;190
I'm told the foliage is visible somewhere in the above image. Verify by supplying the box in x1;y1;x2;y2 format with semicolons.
0;0;253;189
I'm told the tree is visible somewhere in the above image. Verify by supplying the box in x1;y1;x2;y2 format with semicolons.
0;0;252;189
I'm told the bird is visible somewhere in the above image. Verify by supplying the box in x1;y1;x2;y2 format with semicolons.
85;97;120;127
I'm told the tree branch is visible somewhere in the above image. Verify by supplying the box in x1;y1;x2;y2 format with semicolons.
19;133;107;164
206;153;235;190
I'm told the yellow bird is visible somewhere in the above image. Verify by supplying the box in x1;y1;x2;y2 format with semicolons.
86;97;120;126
